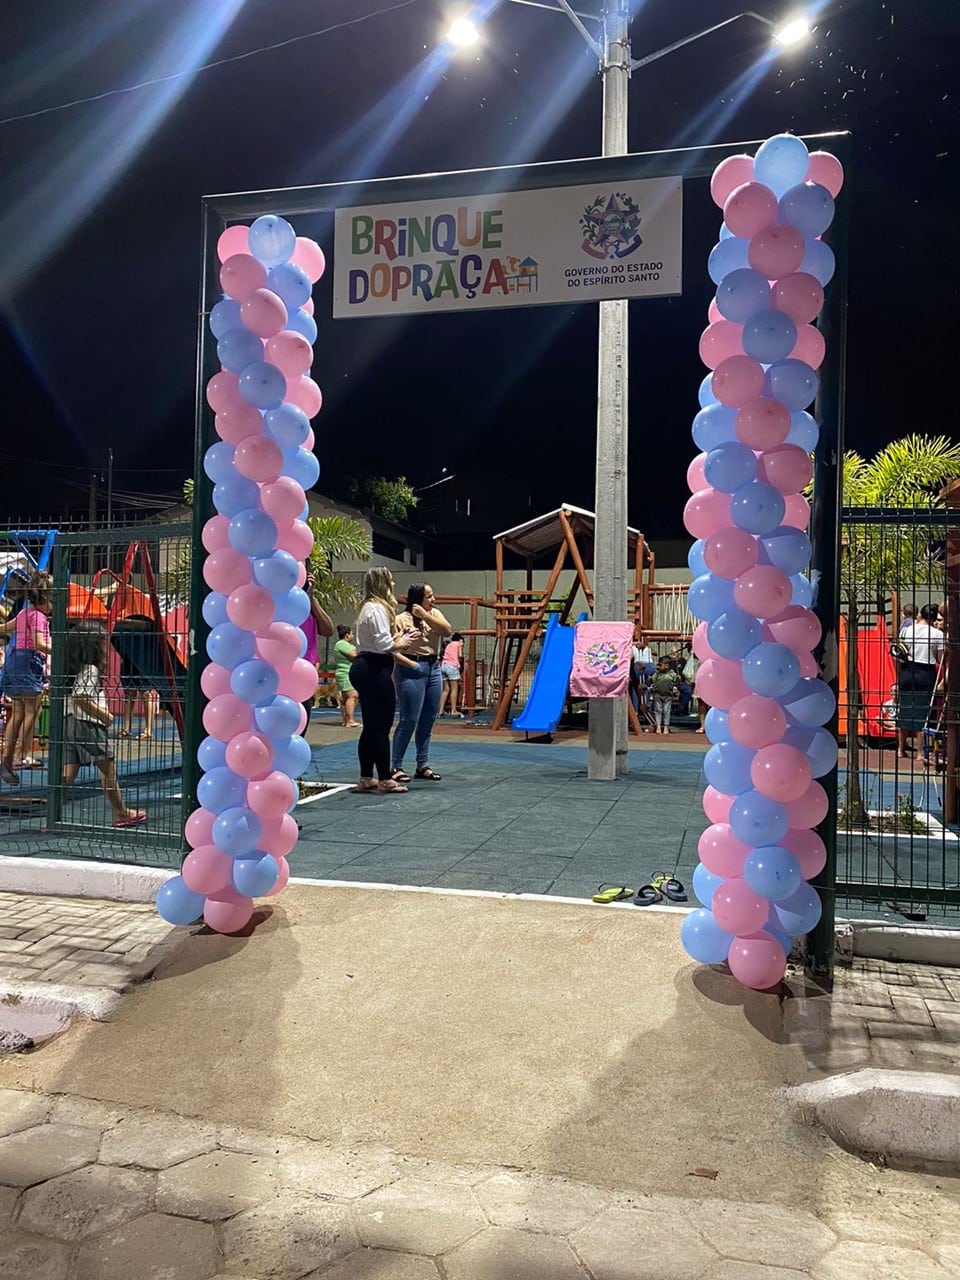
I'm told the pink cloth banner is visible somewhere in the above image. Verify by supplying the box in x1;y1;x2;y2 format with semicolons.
569;621;634;698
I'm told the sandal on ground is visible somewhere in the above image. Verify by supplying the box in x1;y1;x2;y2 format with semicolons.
592;884;634;904
651;873;688;903
414;767;442;781
377;779;409;794
118;730;131;739
114;810;147;829
353;779;380;793
633;884;664;906
138;731;153;740
0;764;20;786
391;768;410;783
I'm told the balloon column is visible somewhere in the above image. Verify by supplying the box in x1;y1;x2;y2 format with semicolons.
157;217;327;934
681;135;843;990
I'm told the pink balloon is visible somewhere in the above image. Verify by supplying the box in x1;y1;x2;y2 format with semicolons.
699;321;744;371
783;493;811;530
696;657;751;710
758;444;813;495
203;694;254;742
266;330;313;378
303;427;315;450
683;488;732;540
710;155;755;207
751;743;813;802
277;657;319;702
240;288;288;339
294;563;308;589
782;828;827;879
702;785;733;824
203;547;253;594
248;771;296;820
692;621;717;663
735;397;791;450
712;355;765;408
202;515;231;553
772;273;824;326
262;855;291;897
806;151;844;198
784;781;829;829
302;297;315;317
204;893;254;935
234;434;283;483
274;519;314;560
748;225;805;280
698;824;750;878
723;182;778;239
206;370;242;414
291;237;326;283
201;663;233;700
797;651;820;678
703;527;758;579
256;621;304;668
260;813;299;858
728;694;787;750
226;583;275;633
712;879;769;936
727;934;787;990
185;806;215;849
261;476;308;524
285;375;323;419
226;731;276;779
296;705;308;733
707;297;722;324
765;605;821;653
217;225;250;263
215;400;263;445
790;324;826;370
686;453;708;493
220;254;268;302
182;844;233;895
733;565;792;619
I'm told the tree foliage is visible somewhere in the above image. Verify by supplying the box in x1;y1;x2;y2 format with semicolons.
347;474;418;525
306;514;371;615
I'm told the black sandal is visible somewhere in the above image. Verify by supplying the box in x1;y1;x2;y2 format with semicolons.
414;767;442;781
391;768;410;783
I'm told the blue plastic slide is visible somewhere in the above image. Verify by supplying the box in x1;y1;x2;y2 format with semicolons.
511;611;588;735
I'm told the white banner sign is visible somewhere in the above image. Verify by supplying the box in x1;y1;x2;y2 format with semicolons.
332;176;682;318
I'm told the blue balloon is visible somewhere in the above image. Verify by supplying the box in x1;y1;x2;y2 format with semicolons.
778;182;835;238
217;328;264;374
197;735;228;772
704;442;757;493
698;372;719;408
283;447;320;491
692;404;737;452
758;527;812;575
284;308;318;344
719;222;733;241
267;262;312;310
781;678;835;727
688;540;708;577
204;441;236;484
272;733;312;778
707;236;750;285
703;707;729;743
202;592;229;628
715;268;771;323
704;740;756;795
799;238;835;287
229;509;278;557
264;403;310;449
730;482;786;535
232;852;281;897
231;659;280;707
783;725;838;777
680;908;733;964
254;695;304;740
687;574;735;623
753;133;810;198
213;474;260;518
708;608;762;660
742;309;798;365
786;410;819;451
253;550;300;595
238;361;287;410
156;876;205;926
210;298;243;339
764;360;819;411
198;766;248;815
774;882;822;936
298;504;310;522
273;587;310;626
692;863;723;909
742;643;801;697
790;573;814;607
744;846;803;902
764;921;795;953
207;622;256;668
248;214;296;268
729;790;788;847
212;806;262;857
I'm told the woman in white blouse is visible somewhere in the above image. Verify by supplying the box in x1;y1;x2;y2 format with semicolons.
896;603;945;760
349;568;417;793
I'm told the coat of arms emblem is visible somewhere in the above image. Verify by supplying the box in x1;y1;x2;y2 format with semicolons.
580;192;643;260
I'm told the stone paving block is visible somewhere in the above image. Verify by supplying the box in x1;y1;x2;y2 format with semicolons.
353;1178;486;1256
443;1225;588;1279
217;1124;300;1159
278;1142;403;1200
48;1095;129;1131
833;982;894;1007
76;1211;220;1280
931;1009;960;1038
473;1170;609;1235
19;1162;154;1240
812;1240;951;1279
891;996;935;1025
710;1264;809;1280
0;1088;50;1136
782;998;831;1034
100;1110;218;1169
0;1182;20;1227
865;1020;935;1040
0;1229;71;1280
0;1122;100;1186
692;1199;835;1269
304;1249;441;1279
398;1156;497;1187
840;1002;900;1023
0;938;32;953
219;1196;355;1279
943;979;960;1001
572;1205;717;1280
157;1150;280;1220
820;1204;952;1251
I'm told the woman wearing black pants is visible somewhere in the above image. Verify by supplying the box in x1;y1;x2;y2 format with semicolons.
349;567;416;793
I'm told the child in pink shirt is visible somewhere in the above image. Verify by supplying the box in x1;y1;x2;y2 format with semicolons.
1;571;53;784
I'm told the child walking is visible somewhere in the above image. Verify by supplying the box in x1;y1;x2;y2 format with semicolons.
650;657;679;735
1;571;52;784
438;631;464;718
62;624;146;827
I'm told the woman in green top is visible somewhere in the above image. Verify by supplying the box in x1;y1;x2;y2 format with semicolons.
334;625;360;727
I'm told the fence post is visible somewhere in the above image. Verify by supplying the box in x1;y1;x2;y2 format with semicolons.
46;543;69;829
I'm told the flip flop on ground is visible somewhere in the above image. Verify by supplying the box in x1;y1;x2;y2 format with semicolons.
591;884;634;904
651;873;688;902
114;810;147;828
633;884;663;906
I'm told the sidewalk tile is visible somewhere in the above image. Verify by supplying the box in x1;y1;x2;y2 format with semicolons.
0;1123;99;1186
353;1178;486;1256
220;1197;355;1279
18;1163;153;1241
76;1212;219;1280
303;1252;440;1280
474;1170;609;1235
812;1240;951;1279
0;1088;50;1137
157;1150;280;1220
100;1111;218;1169
444;1226;587;1279
573;1205;717;1280
0;1230;71;1280
693;1199;835;1269
278;1143;404;1199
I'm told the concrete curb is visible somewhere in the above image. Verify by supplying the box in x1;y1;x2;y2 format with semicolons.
0;856;172;903
839;920;960;967
787;1068;960;1170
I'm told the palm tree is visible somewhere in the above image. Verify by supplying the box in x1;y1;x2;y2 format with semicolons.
306;514;371;614
839;434;960;827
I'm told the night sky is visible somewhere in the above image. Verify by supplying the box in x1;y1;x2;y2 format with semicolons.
1;0;957;546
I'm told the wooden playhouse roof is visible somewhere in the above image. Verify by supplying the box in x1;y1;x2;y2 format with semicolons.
493;504;647;560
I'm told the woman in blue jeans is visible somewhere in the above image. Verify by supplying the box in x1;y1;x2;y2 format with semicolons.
391;584;452;783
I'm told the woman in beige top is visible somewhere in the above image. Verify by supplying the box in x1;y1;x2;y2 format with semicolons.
390;583;452;782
